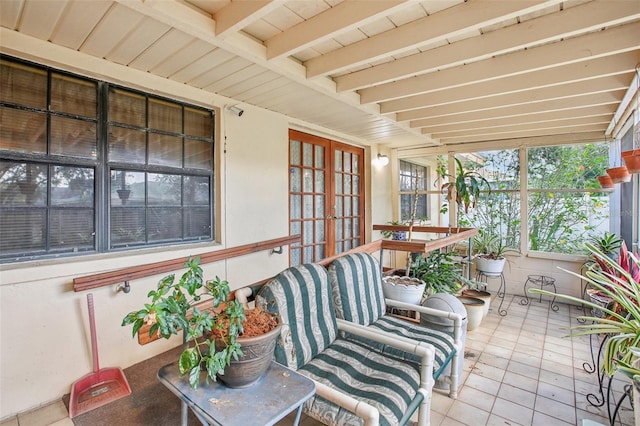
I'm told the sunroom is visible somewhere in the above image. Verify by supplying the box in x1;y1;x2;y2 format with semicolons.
0;1;639;425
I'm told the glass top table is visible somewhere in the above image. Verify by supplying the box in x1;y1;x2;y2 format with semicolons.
158;360;316;426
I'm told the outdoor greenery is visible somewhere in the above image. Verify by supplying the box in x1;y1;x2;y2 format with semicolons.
455;143;609;254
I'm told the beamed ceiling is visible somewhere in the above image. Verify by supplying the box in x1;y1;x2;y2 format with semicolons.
1;0;639;151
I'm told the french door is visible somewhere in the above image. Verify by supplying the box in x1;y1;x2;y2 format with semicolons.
289;130;364;266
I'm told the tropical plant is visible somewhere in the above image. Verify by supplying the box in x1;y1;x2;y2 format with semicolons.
122;257;246;389
530;242;640;380
409;250;463;296
440;157;491;215
588;231;623;258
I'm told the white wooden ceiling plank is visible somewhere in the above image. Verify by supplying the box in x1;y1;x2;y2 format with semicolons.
203;64;266;93
386;52;640;115
417;108;614;134
182;48;236;86
190;56;251;88
337;0;640;92
19;0;68;40
305;0;562;78
429;117;612;140
386;1;428;27
0;0;25;29
216;69;281;98
397;73;632;122
261;5;303;32
170;47;235;83
184;0;228;16
237;77;295;103
362;21;640;104
106;18;171;65
433;124;607;144
129;30;194;73
265;0;406;60
409;91;624;127
50;0;112;50
213;0;279;37
241;18;281;41
81;3;145;58
154;40;215;79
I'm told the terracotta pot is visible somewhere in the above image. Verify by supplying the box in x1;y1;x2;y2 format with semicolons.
622;150;640;174
606;166;631;183
597;175;614;188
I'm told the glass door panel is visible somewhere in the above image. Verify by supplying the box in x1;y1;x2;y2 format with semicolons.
289;130;364;265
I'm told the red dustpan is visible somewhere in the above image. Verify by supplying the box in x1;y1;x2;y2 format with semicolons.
69;293;132;418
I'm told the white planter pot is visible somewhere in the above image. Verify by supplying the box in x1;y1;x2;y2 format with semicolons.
475;256;506;275
382;276;426;305
457;296;485;331
462;289;491;319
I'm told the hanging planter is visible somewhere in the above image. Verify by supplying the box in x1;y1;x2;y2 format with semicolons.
597;175;615;188
622;149;640;174
606;165;631;183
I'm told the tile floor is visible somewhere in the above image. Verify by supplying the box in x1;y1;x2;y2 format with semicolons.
1;293;636;426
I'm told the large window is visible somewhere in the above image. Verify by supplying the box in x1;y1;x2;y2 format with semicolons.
433;143;610;255
399;160;428;222
0;57;215;262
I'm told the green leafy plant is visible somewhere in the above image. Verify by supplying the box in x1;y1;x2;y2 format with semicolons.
122;257;245;389
437;157;491;228
409;250;463;296
588;231;623;258
531;242;640;379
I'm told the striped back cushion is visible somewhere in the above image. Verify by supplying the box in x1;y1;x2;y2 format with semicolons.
258;263;338;370
328;253;386;326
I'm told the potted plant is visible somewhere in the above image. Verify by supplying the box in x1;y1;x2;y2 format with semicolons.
473;230;509;275
531;242;640;379
380;220;408;241
588;231;623;259
122;257;280;390
408;250;463;296
438;157;491;229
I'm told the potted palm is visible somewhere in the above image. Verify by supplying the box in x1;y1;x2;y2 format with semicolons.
122;257;280;390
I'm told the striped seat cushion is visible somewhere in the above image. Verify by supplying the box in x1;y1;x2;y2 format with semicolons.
299;338;420;426
367;315;456;380
328;252;386;325
258;263;338;370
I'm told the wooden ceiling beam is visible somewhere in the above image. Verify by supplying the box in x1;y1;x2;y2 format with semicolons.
410;91;624;128
396;73;631;122
336;0;640;92
415;107;615;134
360;21;640;104
432;123;607;144
212;0;278;38
381;51;640;114
305;0;561;78
265;0;406;61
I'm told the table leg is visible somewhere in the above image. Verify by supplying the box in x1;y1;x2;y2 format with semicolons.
292;404;304;426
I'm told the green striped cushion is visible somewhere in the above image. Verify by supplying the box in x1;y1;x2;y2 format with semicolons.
299;338;420;426
258;263;338;370
328;252;386;326
367;315;456;380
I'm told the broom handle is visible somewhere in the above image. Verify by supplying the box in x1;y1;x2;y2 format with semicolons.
87;293;100;373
